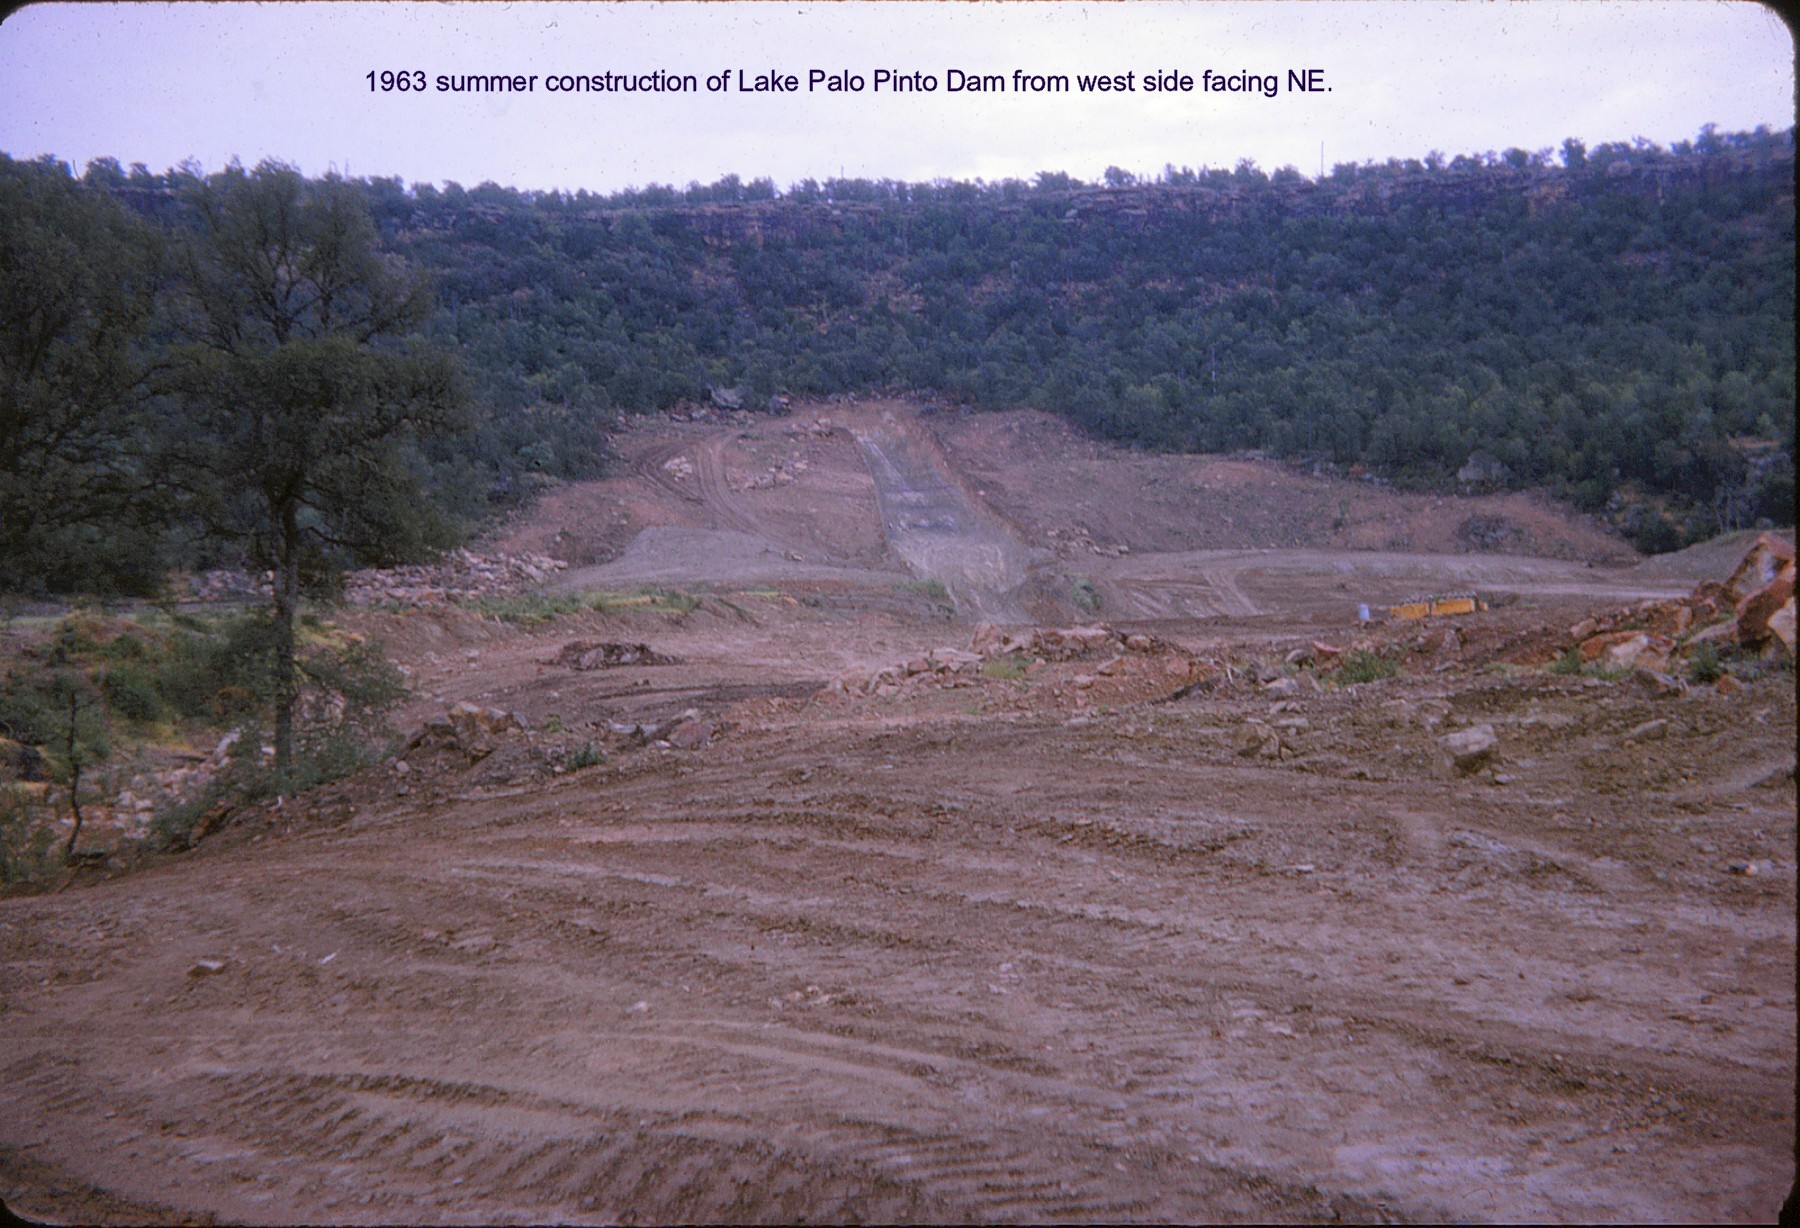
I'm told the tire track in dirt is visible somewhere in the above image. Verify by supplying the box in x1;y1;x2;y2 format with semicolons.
3;666;1791;1223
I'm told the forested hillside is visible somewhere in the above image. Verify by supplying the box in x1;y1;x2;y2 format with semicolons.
2;126;1793;594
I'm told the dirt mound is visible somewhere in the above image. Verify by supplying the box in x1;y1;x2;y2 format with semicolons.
929;407;1637;563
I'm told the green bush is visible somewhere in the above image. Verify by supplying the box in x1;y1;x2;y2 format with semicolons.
0;784;58;883
568;742;603;770
1070;577;1102;615
1549;646;1584;675
1687;642;1724;684
101;664;166;723
900;579;954;616
1336;649;1401;685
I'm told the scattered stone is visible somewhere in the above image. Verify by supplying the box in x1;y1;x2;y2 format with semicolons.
1624;718;1669;743
1263;676;1301;698
187;959;227;978
1726;860;1763;877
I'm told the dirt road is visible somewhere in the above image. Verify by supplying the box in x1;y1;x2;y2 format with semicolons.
847;408;1036;622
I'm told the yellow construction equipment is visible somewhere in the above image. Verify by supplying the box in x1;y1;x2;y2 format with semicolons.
1387;592;1486;620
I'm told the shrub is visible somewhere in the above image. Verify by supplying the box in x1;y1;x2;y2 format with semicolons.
1549;646;1585;676
1687;642;1724;684
1070;576;1102;615
1336;649;1400;685
0;784;58;883
568;742;603;770
101;664;166;723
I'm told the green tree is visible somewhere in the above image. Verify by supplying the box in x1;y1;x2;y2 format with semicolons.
0;155;165;595
164;161;464;784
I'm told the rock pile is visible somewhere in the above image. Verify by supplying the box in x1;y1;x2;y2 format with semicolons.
970;622;1175;661
344;550;567;607
186;551;569;607
825;623;1195;703
404;701;527;764
551;641;679;670
1560;532;1794;672
828;646;985;698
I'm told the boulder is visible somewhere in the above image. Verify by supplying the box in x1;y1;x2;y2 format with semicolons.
1578;629;1641;661
1737;565;1796;651
967;620;1003;653
450;702;523;737
928;647;982;673
1684;619;1739;648
665;716;716;750
1237;719;1282;759
1440;724;1499;775
1764;598;1796;660
1723;532;1796;604
1630;668;1684;698
1592;632;1674;672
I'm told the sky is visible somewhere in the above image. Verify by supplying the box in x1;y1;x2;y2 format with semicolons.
0;1;1792;194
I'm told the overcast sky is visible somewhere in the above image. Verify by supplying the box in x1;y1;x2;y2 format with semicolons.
0;1;1792;193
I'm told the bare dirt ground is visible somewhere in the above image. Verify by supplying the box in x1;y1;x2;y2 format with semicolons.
2;401;1794;1224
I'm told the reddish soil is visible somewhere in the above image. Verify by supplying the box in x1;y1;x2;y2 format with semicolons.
2;402;1793;1224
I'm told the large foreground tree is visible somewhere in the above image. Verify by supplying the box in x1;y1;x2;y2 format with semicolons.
165;161;464;782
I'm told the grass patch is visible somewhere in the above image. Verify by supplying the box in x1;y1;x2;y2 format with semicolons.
568;742;604;770
465;592;594;624
980;654;1030;681
1547;645;1632;681
900;579;954;615
466;587;701;624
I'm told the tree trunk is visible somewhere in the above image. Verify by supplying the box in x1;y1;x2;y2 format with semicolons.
272;501;302;789
61;689;83;864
